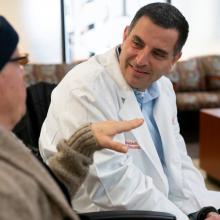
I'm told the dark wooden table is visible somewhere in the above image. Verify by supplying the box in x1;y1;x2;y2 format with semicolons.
200;108;220;181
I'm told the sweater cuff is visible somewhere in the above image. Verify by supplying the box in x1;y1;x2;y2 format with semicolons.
66;123;102;158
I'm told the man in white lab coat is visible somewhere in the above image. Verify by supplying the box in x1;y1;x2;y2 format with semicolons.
39;3;220;220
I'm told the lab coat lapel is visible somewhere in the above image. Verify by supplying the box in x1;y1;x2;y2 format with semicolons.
118;92;168;187
153;81;182;187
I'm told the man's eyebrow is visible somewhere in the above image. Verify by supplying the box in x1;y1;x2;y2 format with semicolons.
133;35;145;45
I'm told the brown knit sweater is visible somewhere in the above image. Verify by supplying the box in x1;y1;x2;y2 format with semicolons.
49;123;102;197
0;124;100;220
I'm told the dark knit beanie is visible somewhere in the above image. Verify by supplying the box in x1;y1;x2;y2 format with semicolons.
0;16;19;71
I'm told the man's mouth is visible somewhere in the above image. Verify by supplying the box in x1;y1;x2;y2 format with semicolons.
129;64;150;75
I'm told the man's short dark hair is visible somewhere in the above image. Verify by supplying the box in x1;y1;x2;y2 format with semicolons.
129;2;189;54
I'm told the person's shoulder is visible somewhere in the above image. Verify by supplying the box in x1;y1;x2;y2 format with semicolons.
70;50;111;76
157;76;176;100
0;128;27;156
64;48;116;82
57;50;117;95
158;76;175;91
73;55;104;74
0;157;41;204
0;161;44;219
59;56;107;89
159;76;173;85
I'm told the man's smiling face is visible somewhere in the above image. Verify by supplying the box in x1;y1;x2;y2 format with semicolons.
119;16;181;90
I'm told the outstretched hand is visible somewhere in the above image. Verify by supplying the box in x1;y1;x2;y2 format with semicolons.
91;119;144;153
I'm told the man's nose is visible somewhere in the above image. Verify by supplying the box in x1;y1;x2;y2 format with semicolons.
135;48;150;66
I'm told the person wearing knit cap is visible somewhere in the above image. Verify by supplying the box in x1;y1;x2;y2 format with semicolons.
0;16;144;220
0;16;28;130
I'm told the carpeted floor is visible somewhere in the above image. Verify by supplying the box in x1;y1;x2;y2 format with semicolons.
192;158;220;191
186;142;220;191
186;142;199;159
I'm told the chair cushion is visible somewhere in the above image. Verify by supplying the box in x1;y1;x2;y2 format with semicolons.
201;55;220;90
24;63;75;86
176;91;220;111
176;58;206;92
167;58;206;92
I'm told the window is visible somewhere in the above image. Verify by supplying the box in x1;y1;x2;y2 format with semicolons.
64;0;167;62
172;0;220;60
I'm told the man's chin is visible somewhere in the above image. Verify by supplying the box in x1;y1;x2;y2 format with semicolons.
128;82;148;91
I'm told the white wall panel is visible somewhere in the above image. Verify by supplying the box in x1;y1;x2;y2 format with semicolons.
172;0;220;60
0;0;62;63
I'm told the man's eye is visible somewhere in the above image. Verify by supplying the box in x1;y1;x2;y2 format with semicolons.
132;40;142;48
153;51;166;59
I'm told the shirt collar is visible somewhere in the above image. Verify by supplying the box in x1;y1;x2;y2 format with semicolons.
133;82;160;104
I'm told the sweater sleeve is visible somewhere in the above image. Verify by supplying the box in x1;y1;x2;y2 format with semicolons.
48;123;102;197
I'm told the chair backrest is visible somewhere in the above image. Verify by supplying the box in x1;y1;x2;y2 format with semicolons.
13;82;56;159
13;81;73;203
79;210;176;220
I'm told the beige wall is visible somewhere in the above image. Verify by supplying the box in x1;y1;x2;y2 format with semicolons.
0;0;62;63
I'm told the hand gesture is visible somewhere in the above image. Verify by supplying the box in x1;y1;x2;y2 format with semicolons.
91;119;144;153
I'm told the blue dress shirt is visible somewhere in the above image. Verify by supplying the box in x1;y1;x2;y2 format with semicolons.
133;83;167;170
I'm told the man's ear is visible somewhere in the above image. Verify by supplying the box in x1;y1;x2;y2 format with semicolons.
123;26;130;41
172;51;182;65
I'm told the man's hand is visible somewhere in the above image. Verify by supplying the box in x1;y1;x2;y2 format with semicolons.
91;119;144;153
205;212;220;220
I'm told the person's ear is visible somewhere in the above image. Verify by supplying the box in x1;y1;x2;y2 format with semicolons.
123;26;130;41
172;51;182;65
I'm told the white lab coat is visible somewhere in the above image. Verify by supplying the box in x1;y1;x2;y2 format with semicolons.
39;47;220;220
